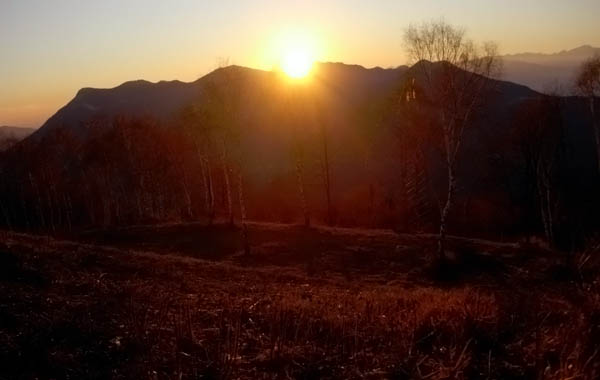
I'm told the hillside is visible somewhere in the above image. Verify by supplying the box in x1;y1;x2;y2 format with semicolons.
4;3;600;379
1;222;598;379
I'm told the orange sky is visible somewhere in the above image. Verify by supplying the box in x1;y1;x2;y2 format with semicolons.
1;0;599;127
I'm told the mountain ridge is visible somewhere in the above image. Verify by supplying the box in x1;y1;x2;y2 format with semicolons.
502;44;599;60
28;62;407;143
28;51;592;142
501;45;600;93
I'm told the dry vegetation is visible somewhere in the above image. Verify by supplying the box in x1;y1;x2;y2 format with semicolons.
1;223;599;379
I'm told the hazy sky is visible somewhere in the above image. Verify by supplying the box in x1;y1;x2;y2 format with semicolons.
1;0;599;127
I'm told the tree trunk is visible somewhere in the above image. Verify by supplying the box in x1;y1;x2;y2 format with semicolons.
43;171;56;234
200;156;210;218
134;186;143;221
200;155;215;225
237;171;250;255
590;97;600;175
295;155;310;227
206;158;215;225
64;193;73;232
321;125;333;225
180;168;193;219
221;141;234;226
20;191;31;231
29;173;46;232
537;168;552;244
438;164;455;261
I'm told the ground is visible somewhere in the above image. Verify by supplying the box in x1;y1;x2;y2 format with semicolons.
1;222;599;379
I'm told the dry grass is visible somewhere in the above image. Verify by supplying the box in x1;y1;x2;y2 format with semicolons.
0;224;599;379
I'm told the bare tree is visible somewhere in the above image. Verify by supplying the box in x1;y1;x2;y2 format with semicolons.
205;61;252;253
320;120;333;225
181;105;216;224
237;167;250;255
513;91;565;246
403;20;501;261
294;136;310;227
221;66;252;253
286;86;311;227
575;55;600;174
204;58;237;226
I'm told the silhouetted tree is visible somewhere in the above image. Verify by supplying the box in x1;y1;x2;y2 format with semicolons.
280;80;312;227
320;119;333;225
403;20;501;261
393;77;439;231
203;60;239;227
201;62;253;253
181;105;217;224
575;55;600;174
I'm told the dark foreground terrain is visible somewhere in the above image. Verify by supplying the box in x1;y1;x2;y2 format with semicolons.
1;222;599;379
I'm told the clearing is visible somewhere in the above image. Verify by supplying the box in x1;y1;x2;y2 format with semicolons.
1;222;598;379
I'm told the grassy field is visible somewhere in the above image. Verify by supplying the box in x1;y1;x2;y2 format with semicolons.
1;222;599;379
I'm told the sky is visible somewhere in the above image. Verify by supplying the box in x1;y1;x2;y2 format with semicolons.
1;0;599;128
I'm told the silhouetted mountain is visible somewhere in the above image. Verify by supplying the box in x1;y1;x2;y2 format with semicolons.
502;45;600;93
30;63;407;142
32;79;202;141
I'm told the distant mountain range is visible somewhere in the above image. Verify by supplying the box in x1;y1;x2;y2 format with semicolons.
502;45;600;93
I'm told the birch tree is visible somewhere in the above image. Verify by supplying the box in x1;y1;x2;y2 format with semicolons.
403;20;501;261
203;60;239;227
320;119;333;225
181;105;216;224
205;62;252;253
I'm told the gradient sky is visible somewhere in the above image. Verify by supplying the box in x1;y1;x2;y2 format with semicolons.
1;0;599;127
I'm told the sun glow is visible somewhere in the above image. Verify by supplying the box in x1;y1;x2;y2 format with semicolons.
282;48;313;78
275;30;318;79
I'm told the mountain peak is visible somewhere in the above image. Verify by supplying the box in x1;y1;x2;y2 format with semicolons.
564;45;597;55
116;79;153;88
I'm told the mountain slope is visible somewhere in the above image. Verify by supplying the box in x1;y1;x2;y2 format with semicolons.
32;79;203;141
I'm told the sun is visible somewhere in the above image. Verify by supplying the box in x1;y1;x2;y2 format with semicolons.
275;30;317;79
282;48;313;78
